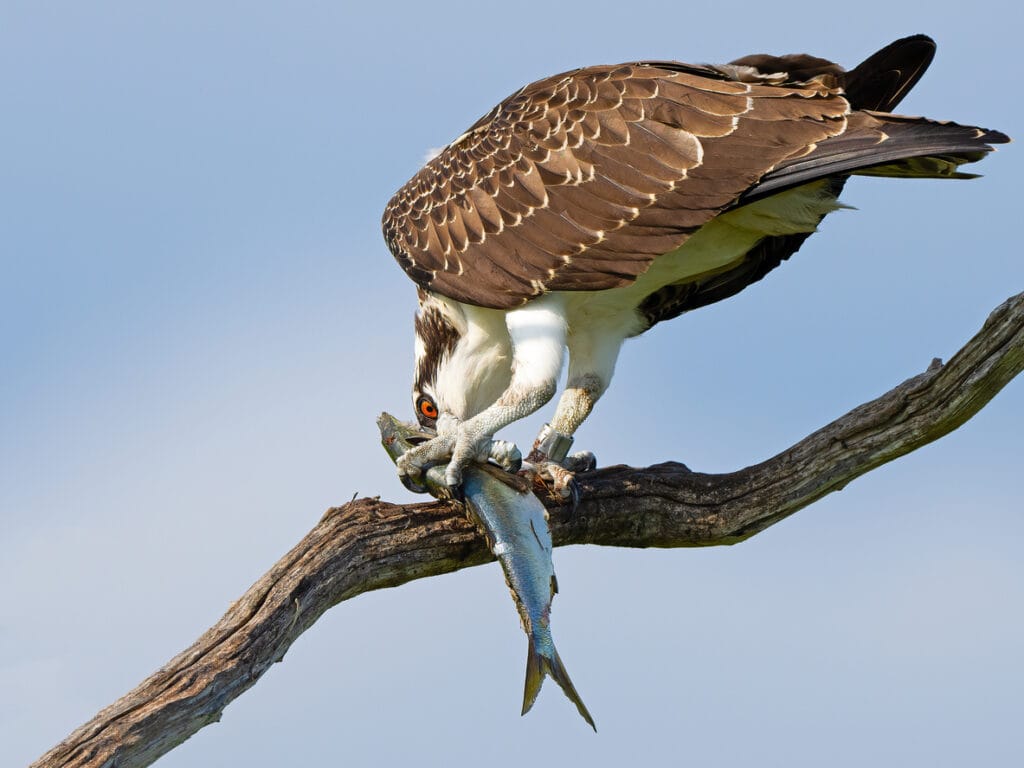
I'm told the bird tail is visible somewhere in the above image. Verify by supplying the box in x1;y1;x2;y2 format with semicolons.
743;115;1010;203
522;634;596;731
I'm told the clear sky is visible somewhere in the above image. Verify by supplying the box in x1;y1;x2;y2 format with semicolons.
2;2;1020;766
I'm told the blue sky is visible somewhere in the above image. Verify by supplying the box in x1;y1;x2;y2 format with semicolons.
2;2;1021;766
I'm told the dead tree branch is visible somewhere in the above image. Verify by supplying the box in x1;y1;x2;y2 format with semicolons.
32;291;1023;768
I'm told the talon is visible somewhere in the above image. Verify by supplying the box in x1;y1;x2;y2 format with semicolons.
566;476;581;515
395;431;456;493
445;463;464;489
396;455;416;478
400;472;430;495
489;439;522;473
446;481;465;502
564;450;597;474
396;456;422;486
519;458;578;503
546;463;577;500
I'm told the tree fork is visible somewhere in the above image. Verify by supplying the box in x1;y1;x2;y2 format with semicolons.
32;291;1023;768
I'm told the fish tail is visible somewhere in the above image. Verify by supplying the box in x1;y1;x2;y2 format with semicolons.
522;634;596;731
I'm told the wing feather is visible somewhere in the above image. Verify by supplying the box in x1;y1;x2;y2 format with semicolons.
382;42;1003;309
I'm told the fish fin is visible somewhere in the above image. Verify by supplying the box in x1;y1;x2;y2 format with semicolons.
521;636;597;731
548;647;597;731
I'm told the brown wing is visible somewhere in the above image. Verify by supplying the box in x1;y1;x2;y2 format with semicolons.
382;62;852;309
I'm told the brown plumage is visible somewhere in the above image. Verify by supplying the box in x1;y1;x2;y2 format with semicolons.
388;33;1012;553
382;36;1007;319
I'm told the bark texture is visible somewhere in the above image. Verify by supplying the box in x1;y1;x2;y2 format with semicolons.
32;292;1023;768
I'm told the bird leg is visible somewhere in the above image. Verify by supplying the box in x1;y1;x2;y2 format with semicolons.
523;380;601;501
523;318;625;501
527;368;617;504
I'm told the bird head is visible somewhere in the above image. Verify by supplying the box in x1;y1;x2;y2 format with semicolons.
411;290;512;432
412;291;463;434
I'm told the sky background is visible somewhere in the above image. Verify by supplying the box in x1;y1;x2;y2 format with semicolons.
2;2;1020;766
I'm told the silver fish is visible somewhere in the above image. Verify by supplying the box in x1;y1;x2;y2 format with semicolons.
378;412;595;730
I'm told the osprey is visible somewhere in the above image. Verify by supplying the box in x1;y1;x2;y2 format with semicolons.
382;35;1008;494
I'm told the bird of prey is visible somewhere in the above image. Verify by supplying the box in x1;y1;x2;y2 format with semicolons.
382;35;1008;494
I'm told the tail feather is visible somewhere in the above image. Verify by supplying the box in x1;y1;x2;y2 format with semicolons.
522;635;596;731
741;115;1009;203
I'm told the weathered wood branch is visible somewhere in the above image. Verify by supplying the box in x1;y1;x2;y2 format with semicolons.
32;292;1023;768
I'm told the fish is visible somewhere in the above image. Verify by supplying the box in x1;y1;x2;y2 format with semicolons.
378;412;596;730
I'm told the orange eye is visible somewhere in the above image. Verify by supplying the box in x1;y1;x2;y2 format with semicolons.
417;396;439;421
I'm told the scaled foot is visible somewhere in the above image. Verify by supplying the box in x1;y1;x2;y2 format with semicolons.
523;424;597;505
396;418;522;493
522;450;597;502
